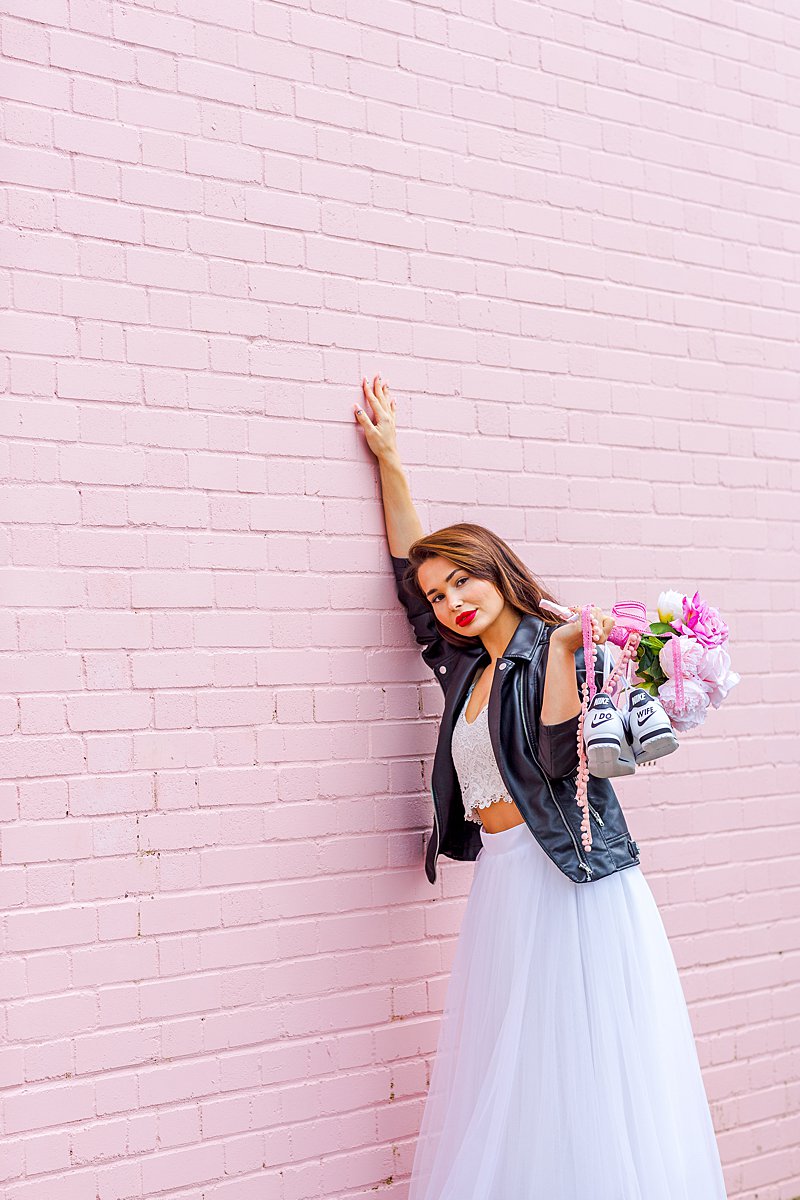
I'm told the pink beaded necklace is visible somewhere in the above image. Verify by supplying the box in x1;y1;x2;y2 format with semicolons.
573;604;645;853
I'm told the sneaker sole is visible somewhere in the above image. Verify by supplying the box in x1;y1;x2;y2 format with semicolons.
633;730;679;764
587;743;637;778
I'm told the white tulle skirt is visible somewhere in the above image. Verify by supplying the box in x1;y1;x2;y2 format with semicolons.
408;820;728;1200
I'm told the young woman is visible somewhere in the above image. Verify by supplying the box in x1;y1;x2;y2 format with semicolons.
354;376;729;1200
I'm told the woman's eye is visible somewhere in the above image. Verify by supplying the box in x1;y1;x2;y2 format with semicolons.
432;577;467;603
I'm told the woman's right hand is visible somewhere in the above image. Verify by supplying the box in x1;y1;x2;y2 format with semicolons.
354;375;398;462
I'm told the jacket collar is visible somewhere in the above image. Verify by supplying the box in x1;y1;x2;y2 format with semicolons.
451;612;548;666
499;612;547;661
441;612;549;726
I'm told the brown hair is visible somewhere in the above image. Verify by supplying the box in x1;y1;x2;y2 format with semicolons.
404;522;564;649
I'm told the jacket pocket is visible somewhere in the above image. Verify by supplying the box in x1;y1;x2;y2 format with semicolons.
604;831;641;866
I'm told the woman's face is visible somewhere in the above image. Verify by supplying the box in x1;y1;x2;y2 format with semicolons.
416;555;506;638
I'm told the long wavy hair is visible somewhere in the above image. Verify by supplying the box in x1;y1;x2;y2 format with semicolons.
403;523;564;650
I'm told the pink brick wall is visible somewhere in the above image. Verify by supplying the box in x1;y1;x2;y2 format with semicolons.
1;2;798;1198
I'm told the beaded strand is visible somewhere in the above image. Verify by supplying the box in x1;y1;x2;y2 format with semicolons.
572;604;643;854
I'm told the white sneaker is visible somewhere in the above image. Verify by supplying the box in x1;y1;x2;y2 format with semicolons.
621;687;679;764
584;692;636;778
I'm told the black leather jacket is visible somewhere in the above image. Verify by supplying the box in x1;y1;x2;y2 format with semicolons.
391;555;641;886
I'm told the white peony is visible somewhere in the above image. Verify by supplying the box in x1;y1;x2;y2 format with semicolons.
657;590;685;625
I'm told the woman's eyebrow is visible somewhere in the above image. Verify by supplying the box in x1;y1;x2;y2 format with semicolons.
425;569;459;598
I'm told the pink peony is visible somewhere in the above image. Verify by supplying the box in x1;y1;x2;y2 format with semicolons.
670;591;729;649
658;635;706;680
695;645;741;710
658;677;710;732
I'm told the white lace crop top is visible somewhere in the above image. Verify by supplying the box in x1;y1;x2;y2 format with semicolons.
451;674;516;824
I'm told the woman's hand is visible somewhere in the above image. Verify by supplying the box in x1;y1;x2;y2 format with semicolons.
354;375;399;462
550;606;615;655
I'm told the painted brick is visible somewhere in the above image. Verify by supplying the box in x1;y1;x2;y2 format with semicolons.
0;312;77;356
57;194;141;243
3;144;71;190
50;29;135;81
68;774;153;816
0;5;793;1199
0;57;70;107
2;820;93;864
53;112;139;162
126;327;208;369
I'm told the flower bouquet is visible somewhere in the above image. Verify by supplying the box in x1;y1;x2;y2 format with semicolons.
630;589;740;733
541;589;740;856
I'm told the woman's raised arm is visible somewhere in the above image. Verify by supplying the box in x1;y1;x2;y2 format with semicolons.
355;375;424;558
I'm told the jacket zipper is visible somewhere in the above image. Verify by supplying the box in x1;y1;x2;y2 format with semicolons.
568;771;605;827
589;802;604;827
521;698;593;880
430;783;441;877
567;770;605;828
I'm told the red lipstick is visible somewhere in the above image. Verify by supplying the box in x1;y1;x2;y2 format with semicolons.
456;609;477;627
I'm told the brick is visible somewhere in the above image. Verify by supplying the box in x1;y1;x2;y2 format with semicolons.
57;361;141;403
0;312;76;356
126;408;209;449
71;76;117;119
0;485;79;525
53;112;139;162
3;144;71;190
127;246;207;290
8;992;96;1041
190;295;267;335
2;820;93;864
127;489;208;528
50;29;135;81
6;906;96;954
186;139;261;183
241;111;315;155
68;774;153;816
67;693;151;732
117;86;200;135
112;5;195;53
131;651;213;688
121;166;204;212
187;216;264;262
57;195;141;243
126;328;208;369
177;59;254;106
60;445;145;486
196;690;272;728
0;58;70;107
62;279;148;323
2;16;51;64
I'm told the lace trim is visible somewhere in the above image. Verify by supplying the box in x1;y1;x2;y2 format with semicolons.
465;795;515;823
452;675;513;824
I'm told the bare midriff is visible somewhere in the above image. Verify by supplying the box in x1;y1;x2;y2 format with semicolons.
464;665;528;835
477;798;527;834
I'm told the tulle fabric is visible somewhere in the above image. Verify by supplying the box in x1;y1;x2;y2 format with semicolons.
408;820;728;1200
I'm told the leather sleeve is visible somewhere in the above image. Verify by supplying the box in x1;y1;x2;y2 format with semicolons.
390;554;457;686
390;555;438;648
537;640;609;780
